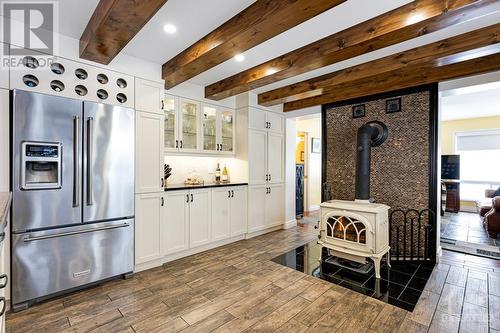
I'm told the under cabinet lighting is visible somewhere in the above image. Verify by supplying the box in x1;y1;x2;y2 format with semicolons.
163;24;177;34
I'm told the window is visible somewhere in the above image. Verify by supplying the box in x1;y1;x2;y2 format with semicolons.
455;130;500;200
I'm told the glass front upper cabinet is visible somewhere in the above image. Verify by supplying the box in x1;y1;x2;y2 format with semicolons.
179;98;200;151
164;95;177;151
220;108;234;153
202;105;217;152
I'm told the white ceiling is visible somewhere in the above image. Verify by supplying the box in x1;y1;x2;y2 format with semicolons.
441;83;500;121
53;0;500;103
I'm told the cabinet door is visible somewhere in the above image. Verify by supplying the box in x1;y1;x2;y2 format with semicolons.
202;104;218;153
136;111;164;193
248;185;267;233
189;189;211;247
267;112;284;134
179;98;200;152
135;193;163;264
219;108;235;154
230;186;248;236
248;107;267;131
164;95;179;152
163;191;189;255
248;130;267;185
267;133;284;184
135;78;164;114
211;188;230;241
265;184;284;227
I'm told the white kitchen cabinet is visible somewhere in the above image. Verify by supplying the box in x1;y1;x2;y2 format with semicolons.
265;184;285;227
248;185;267;233
230;187;248;236
202;104;236;155
136;111;164;193
211;188;231;241
189;189;212;248
179;98;201;153
267;132;284;184
248;130;268;185
163;191;189;255
248;107;284;134
135;193;164;265
212;186;248;240
164;94;179;152
135;78;164;114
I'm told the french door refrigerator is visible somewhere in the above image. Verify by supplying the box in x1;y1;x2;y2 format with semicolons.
11;90;134;310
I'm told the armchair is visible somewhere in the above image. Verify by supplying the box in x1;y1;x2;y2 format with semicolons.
484;197;500;238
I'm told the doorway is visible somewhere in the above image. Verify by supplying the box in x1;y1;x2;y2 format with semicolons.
439;76;500;259
295;114;322;224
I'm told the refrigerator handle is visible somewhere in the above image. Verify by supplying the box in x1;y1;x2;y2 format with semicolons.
86;117;94;206
73;116;80;207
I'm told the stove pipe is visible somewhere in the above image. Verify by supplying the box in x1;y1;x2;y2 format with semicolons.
355;121;388;201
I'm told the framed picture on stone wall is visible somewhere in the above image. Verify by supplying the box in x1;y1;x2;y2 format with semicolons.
352;104;365;118
386;98;402;113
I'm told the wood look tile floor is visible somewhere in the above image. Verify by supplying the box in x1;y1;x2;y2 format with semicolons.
6;225;500;333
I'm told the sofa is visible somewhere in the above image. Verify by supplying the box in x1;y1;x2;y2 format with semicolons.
484;196;500;238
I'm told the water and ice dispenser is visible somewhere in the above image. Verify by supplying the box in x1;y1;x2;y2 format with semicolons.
21;142;62;190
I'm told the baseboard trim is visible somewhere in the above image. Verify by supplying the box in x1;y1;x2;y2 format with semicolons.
436;245;443;263
134;234;246;273
460;206;477;213
306;205;320;212
283;219;297;229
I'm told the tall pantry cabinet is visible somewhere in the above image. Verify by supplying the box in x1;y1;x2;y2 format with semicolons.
240;106;286;234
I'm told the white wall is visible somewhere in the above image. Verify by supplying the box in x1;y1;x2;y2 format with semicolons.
296;116;322;211
285;118;297;225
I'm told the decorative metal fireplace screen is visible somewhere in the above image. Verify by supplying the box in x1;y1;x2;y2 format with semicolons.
326;216;367;244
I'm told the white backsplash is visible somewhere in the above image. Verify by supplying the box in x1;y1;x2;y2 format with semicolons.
164;155;247;185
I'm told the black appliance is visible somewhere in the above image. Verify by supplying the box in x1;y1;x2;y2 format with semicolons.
441;155;460;180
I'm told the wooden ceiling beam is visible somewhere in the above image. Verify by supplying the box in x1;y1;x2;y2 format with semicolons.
80;0;168;64
259;23;500;106
162;0;347;89
282;49;500;112
205;0;499;101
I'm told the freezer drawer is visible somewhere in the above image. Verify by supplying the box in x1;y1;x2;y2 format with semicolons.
11;219;134;308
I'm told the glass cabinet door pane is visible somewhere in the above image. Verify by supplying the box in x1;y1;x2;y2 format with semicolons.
181;100;198;150
203;105;217;151
164;96;176;149
221;110;234;152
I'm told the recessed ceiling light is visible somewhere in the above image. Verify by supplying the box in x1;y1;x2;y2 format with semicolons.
266;67;278;76
163;24;177;34
234;54;245;62
406;13;424;25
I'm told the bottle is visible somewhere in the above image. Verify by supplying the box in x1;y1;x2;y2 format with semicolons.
215;163;221;183
222;165;229;183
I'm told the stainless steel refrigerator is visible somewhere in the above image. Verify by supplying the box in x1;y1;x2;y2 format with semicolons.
11;90;134;310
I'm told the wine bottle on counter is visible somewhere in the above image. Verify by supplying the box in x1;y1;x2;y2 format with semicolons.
222;165;229;183
215;163;221;183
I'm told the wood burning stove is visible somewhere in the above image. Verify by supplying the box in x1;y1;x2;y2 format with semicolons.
319;121;390;278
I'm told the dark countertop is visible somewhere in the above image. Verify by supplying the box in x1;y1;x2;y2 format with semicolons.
164;182;248;191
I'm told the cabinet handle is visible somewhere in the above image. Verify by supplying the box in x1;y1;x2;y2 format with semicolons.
161;100;164;110
175;140;179;148
161;197;164;207
0;297;5;317
0;274;7;289
269;187;271;194
191;194;194;202
186;194;189;203
269;174;272;182
228;190;231;198
269;122;271;129
161;178;164;188
231;190;234;198
180;140;183;149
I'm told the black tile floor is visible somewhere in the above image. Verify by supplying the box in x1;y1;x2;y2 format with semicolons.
271;241;434;311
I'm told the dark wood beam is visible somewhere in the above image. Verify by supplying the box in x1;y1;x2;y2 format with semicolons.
205;0;500;101
282;48;500;112
259;23;500;106
80;0;168;64
162;0;347;89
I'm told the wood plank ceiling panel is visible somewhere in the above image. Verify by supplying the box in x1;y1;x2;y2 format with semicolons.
162;0;347;89
205;0;498;100
80;0;168;64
